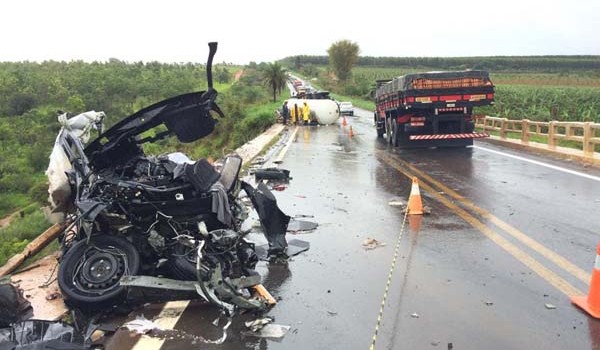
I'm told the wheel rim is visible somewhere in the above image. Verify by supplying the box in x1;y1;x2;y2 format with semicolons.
74;246;126;292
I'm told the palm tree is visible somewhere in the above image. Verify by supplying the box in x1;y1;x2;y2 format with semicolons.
261;62;287;102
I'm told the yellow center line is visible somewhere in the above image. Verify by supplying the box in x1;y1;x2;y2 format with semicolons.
383;152;591;285
378;153;583;296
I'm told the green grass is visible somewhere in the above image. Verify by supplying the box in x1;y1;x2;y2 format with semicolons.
0;193;31;218
0;208;52;266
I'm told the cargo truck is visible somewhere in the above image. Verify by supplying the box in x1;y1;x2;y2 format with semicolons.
374;70;495;147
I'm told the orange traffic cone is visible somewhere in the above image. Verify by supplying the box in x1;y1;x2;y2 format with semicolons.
349;125;354;137
342;116;347;126
571;243;600;318
407;177;423;215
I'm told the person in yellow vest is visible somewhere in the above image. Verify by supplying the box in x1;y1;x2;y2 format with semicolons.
302;101;310;125
290;103;299;124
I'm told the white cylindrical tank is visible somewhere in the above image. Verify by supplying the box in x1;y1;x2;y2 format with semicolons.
287;98;340;125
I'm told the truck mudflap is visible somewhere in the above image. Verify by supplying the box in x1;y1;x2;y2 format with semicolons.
409;132;489;140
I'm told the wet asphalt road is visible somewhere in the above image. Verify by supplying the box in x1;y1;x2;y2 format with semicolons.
111;108;600;350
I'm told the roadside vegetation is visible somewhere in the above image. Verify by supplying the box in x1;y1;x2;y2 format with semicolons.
0;60;285;266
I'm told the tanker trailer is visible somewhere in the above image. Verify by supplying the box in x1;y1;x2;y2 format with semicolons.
287;98;340;125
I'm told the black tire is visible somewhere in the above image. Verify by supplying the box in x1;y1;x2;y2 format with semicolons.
397;128;409;147
168;243;198;281
58;235;140;309
386;118;393;145
392;119;399;147
375;114;384;138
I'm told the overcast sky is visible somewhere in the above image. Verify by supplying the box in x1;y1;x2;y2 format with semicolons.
1;0;598;64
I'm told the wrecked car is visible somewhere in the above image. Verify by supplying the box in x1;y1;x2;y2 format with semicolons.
47;43;294;313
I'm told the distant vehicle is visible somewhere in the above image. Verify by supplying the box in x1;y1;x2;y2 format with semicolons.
339;101;354;116
374;70;495;147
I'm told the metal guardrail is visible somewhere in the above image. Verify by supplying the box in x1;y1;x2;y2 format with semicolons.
475;116;600;158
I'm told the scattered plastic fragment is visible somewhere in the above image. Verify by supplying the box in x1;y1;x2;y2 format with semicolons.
545;303;557;309
245;317;274;332
243;317;290;339
287;219;318;233
123;316;161;334
410;313;419;318
362;238;386;250
388;199;404;207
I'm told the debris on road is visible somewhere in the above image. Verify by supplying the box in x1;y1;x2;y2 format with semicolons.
423;205;432;214
287;219;318;233
485;301;494;306
294;214;314;218
388;199;405;207
363;238;386;250
123;316;162;335
545;303;557;309
0;320;86;349
243;317;290;339
254;167;291;181
255;239;310;261
411;313;420;318
245;317;274;332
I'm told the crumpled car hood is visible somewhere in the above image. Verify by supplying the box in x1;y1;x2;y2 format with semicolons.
85;90;217;169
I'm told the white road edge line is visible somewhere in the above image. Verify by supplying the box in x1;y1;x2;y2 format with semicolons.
131;300;190;350
473;145;600;182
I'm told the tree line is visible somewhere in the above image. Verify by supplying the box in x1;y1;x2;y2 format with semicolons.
280;55;600;72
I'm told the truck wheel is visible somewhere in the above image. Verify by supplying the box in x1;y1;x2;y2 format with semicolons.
375;114;384;138
386;118;393;145
397;129;409;147
392;119;399;147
